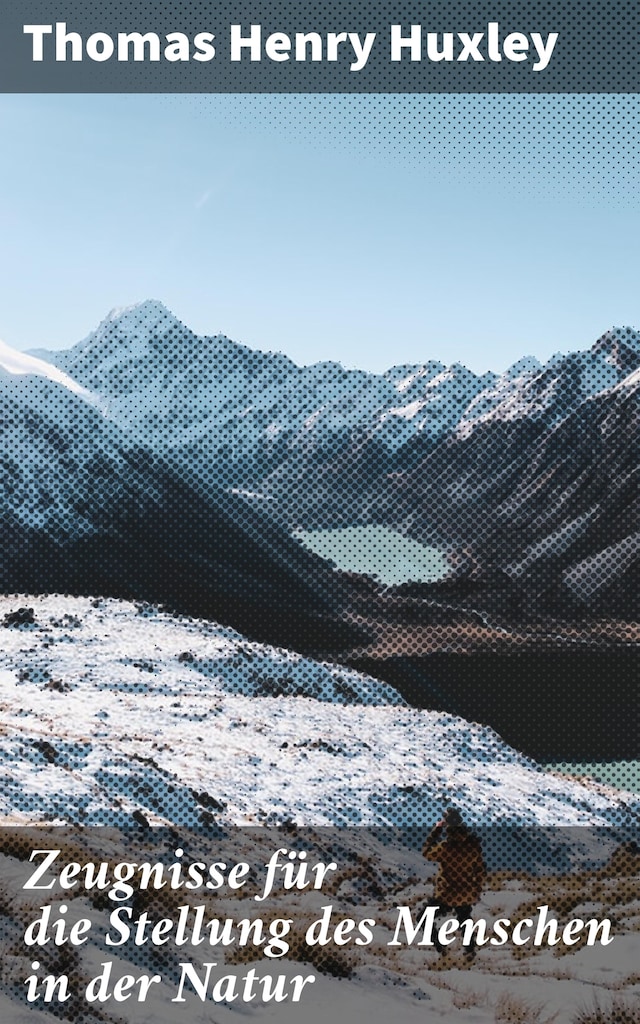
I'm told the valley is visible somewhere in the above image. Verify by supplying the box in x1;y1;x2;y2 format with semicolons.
0;304;638;1020
1;301;637;765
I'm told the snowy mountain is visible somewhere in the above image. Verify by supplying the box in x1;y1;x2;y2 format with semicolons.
26;301;508;522
2;316;638;1024
27;301;640;619
0;299;635;729
42;303;638;457
33;304;637;503
0;346;365;653
36;301;494;467
388;341;640;618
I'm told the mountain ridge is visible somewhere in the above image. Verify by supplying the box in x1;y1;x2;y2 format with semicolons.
7;301;639;620
1;304;637;760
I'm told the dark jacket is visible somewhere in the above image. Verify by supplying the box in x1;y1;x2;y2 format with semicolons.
423;825;486;905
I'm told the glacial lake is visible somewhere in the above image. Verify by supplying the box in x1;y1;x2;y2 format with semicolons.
545;760;640;794
293;524;451;586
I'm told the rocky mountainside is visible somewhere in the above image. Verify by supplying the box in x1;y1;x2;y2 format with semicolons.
0;358;362;654
382;359;639;620
0;596;637;1024
36;300;496;487
31;301;640;620
1;595;634;829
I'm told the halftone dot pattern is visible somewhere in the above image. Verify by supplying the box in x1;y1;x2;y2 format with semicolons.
7;2;640;92
180;93;640;206
0;826;639;1016
1;73;640;1009
0;301;637;793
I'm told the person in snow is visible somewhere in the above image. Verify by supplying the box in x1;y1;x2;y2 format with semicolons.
422;806;486;959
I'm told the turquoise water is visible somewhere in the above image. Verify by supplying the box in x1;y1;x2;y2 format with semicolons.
545;760;640;794
294;525;450;586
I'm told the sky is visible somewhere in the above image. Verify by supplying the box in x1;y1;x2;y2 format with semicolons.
0;92;639;374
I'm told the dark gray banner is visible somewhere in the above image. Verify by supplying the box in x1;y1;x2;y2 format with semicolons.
1;827;639;1020
0;2;639;92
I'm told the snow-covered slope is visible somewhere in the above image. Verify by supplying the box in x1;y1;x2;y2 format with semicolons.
39;301;495;460
455;329;639;437
0;595;636;829
392;356;640;616
0;360;125;535
0;337;103;409
36;303;639;492
0;333;373;653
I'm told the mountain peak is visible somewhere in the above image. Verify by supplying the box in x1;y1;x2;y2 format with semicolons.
70;300;193;363
594;324;640;343
589;325;640;379
100;298;179;330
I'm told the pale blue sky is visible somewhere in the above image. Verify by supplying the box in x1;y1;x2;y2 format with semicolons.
1;93;639;373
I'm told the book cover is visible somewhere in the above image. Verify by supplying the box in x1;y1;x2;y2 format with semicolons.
0;3;637;1021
